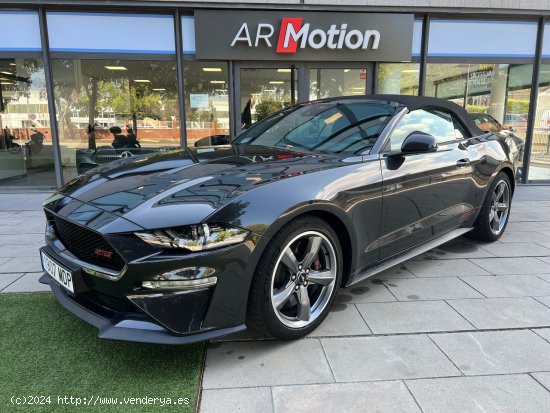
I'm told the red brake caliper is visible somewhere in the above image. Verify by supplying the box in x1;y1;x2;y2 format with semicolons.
313;257;321;271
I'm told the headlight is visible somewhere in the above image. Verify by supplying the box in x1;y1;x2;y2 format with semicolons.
135;223;249;252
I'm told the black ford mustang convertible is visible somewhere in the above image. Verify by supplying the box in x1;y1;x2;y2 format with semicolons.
40;95;516;344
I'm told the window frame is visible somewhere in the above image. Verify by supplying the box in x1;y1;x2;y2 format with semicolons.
451;113;472;139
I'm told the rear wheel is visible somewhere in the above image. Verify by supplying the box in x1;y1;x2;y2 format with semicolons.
469;171;512;242
247;216;342;339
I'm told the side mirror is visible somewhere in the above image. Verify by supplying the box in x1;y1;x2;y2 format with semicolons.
401;133;438;154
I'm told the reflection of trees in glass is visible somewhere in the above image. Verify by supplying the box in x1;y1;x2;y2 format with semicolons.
256;101;285;121
466;104;489;113
53;59;178;140
183;63;226;124
84;81;178;120
95;79;129;116
507;99;529;114
252;87;292;122
466;100;529;115
378;64;419;95
1;59;47;124
52;59;82;139
427;63;532;123
311;70;344;99
239;68;293;123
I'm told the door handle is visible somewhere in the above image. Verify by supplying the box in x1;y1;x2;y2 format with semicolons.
456;158;471;167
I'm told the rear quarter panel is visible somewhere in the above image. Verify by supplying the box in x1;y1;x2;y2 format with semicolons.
464;133;515;205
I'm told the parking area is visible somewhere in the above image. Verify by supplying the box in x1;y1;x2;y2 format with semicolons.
1;187;550;413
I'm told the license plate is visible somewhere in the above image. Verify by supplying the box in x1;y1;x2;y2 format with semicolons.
41;252;74;293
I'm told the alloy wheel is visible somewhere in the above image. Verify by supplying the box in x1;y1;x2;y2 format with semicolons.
489;179;510;235
270;230;337;329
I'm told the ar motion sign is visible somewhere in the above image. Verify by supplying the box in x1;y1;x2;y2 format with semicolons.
230;17;381;53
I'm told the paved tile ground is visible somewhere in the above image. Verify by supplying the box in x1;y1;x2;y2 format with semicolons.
2;187;550;413
201;185;550;413
0;192;51;293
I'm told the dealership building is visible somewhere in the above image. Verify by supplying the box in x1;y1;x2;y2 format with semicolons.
1;0;550;189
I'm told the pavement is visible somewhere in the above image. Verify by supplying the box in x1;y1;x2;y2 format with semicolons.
2;187;550;413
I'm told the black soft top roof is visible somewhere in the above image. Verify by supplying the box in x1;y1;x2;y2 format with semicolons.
318;94;483;136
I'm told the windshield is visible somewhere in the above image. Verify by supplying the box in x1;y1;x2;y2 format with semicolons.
234;101;397;155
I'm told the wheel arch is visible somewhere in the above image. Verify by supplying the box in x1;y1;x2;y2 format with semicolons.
472;164;515;225
253;203;357;287
298;209;354;287
498;165;515;195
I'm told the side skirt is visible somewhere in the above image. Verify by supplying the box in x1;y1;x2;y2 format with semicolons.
347;227;473;287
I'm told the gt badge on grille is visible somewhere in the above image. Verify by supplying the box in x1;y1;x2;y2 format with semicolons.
94;248;113;259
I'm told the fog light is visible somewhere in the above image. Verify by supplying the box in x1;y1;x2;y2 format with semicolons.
141;277;217;291
154;267;215;281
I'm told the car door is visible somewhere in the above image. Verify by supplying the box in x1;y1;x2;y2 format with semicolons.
377;108;477;260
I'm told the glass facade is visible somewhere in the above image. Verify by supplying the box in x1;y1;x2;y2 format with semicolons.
378;63;420;95
426;62;533;178
1;9;549;188
531;25;550;180
426;64;532;125
239;67;297;127
531;65;550;180
309;68;368;100
50;59;180;181
425;19;538;181
184;61;229;146
0;58;55;186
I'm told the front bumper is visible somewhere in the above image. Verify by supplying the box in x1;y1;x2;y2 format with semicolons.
40;240;253;344
40;274;245;344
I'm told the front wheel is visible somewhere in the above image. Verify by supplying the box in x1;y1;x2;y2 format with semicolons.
247;216;342;339
468;171;512;242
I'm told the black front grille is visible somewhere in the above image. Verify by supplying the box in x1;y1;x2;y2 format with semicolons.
53;216;125;272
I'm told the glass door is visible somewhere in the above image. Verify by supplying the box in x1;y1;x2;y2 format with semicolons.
233;63;373;135
235;63;298;133
306;64;374;100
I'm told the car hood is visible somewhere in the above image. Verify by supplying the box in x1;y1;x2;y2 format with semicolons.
52;145;348;230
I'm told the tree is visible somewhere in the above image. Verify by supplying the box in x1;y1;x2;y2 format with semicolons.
51;59;180;140
255;101;285;121
507;98;529;114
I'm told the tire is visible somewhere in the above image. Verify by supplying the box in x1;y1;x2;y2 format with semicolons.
247;216;343;339
468;171;512;242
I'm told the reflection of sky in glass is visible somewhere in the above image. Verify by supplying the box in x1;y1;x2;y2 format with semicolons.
390;109;456;150
66;203;103;224
29;70;46;92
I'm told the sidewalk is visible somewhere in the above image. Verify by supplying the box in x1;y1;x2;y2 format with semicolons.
199;186;550;413
1;188;550;413
0;193;52;293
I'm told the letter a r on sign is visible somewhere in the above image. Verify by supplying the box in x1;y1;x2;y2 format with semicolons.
276;17;304;54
